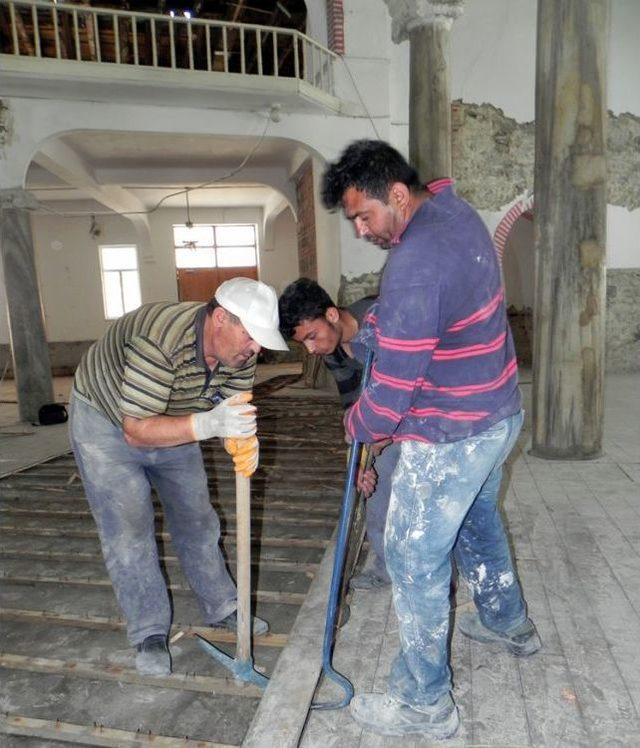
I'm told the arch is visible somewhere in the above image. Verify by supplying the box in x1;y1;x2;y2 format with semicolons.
493;193;534;265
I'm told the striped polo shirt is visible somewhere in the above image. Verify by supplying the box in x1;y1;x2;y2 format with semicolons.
346;184;521;445
74;302;256;427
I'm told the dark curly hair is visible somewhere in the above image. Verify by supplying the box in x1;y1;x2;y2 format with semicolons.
322;139;422;210
278;278;336;339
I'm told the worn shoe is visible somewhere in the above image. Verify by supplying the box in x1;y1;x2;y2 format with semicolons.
349;569;391;591
350;692;459;738
135;634;171;676
457;611;542;656
211;611;269;636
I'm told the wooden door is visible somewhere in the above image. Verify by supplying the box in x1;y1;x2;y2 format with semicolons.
177;267;258;302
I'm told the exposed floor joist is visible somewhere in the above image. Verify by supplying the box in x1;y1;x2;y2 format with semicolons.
0;391;348;745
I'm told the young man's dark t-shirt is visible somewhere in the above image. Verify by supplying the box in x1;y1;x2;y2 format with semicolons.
323;297;374;409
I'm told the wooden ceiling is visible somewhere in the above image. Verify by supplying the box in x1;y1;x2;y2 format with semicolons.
109;0;308;31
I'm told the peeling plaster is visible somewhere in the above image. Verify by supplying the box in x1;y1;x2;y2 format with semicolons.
608;112;640;211
451;101;640;212
451;101;534;211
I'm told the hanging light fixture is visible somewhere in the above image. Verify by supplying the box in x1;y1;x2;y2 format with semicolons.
182;189;198;249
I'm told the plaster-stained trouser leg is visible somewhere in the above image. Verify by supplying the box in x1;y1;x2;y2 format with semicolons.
365;441;400;581
453;421;528;634
68;393;171;645
146;447;237;625
385;411;526;710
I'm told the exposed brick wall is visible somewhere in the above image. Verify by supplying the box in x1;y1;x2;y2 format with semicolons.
326;0;345;55
294;159;317;280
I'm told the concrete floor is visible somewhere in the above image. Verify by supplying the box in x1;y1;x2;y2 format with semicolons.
302;372;640;746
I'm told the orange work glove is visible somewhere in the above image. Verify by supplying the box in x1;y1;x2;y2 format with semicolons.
224;436;259;478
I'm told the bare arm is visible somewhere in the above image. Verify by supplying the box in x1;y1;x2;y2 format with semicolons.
122;414;196;448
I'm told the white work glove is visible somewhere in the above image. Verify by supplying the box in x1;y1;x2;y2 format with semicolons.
191;392;256;441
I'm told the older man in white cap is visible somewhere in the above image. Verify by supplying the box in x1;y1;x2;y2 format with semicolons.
69;278;288;676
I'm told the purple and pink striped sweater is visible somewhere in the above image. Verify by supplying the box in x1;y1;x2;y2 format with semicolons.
346;183;521;445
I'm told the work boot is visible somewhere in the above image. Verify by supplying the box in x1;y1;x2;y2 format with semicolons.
350;692;459;738
349;569;391;591
135;634;171;676
457;610;542;657
211;611;269;636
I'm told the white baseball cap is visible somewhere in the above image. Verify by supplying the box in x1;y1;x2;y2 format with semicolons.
215;277;289;351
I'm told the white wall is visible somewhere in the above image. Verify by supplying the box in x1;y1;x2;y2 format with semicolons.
502;217;535;310
259;206;300;295
451;0;537;124
17;204;302;344
609;0;640;116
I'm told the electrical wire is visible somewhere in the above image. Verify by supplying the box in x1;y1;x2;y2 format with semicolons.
339;55;382;139
30;114;272;219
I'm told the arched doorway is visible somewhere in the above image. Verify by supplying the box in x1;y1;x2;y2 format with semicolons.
494;196;535;367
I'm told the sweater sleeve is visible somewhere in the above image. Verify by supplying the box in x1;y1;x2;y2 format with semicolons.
346;283;440;442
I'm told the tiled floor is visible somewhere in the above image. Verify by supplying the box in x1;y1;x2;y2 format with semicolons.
302;373;640;746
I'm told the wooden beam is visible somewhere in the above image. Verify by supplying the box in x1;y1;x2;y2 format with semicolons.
0;652;263;697
0;714;232;748
0;491;340;517
243;532;338;747
531;0;608;458
0;549;318;575
0;574;306;605
0;607;288;647
0;506;334;528
0;525;330;549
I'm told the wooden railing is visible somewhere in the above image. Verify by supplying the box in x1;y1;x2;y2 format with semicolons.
0;0;337;95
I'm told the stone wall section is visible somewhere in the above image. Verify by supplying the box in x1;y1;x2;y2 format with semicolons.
606;269;640;372
450;101;640;212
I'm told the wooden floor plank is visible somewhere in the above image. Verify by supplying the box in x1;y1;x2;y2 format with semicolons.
514;460;640;743
0;714;233;748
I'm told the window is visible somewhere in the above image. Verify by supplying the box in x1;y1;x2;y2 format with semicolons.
99;245;142;319
173;224;258;269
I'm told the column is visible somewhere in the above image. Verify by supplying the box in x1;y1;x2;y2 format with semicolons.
385;0;464;181
531;0;609;459
0;189;54;423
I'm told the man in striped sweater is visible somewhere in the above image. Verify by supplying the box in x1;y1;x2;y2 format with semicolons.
322;141;540;738
70;278;288;677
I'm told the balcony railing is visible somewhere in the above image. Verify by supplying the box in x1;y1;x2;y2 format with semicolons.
0;0;337;96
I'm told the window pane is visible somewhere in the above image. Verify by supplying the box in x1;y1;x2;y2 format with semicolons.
121;270;142;313
217;245;257;268
103;271;124;318
173;224;214;248
101;246;137;271
175;247;217;268
215;225;255;246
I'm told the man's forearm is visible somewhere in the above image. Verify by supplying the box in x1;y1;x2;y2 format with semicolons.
122;414;196;448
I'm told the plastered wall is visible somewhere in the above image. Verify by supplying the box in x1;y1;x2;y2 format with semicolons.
0;205;299;362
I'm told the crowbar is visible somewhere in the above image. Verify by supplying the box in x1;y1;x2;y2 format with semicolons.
312;347;374;710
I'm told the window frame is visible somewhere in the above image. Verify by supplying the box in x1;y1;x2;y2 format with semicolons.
172;223;259;271
98;244;142;320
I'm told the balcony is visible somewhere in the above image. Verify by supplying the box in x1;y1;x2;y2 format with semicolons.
0;0;341;113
